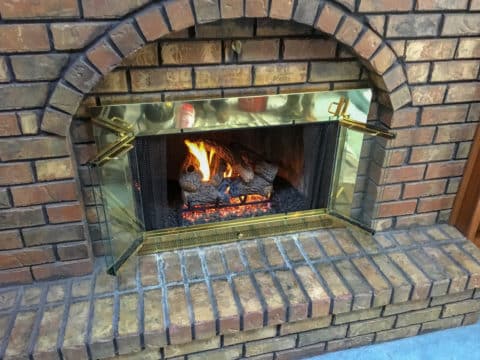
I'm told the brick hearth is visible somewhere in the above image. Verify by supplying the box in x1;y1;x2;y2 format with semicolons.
1;225;480;359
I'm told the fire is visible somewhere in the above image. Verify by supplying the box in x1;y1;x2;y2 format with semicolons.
224;163;233;178
184;140;214;182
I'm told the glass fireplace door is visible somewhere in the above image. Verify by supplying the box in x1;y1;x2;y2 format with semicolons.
87;89;393;274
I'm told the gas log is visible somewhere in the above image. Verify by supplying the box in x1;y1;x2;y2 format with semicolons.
179;141;278;207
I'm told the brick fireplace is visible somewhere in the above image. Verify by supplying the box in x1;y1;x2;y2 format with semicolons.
0;0;480;359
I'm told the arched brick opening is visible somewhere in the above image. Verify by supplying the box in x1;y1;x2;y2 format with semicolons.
37;0;414;259
39;0;411;137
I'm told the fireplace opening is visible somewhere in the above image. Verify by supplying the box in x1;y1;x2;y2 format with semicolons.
135;122;338;231
88;89;394;273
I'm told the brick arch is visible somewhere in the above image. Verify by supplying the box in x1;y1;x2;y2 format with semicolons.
40;0;411;136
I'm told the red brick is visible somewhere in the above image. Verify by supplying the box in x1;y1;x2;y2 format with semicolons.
388;127;435;148
0;0;79;19
255;63;307;85
46;202;83;224
131;68;192;91
412;85;447;106
336;16;363;47
406;63;429;84
22;223;84;246
35;158;74;181
0;246;55;270
110;22;145;59
164;0;195;31
380;107;418;129
431;60;479;82
377;200;417;217
32;258;93;280
74;144;97;165
0;24;50;52
0;163;33;186
383;165;426;184
425;160;466;179
457;38;480;59
220;0;243;18
270;0;293;19
0;113;20;136
403;180;447;199
315;3;344;35
0;207;45;230
0;267;33;285
194;65;251;88
0;230;23;250
387;15;441;38
11;181;78;206
446;82;480;103
405;39;457;61
245;0;268;17
82;0;149;18
421;105;469;125
136;6;169;42
0;57;10;83
87;40;122;75
225;39;280;62
232;275;263;330
51;22;109;50
93;71;128;93
370;46;396;75
162;41;221;64
354;30;382;60
167;285;192;344
254;272;286;325
435;123;478;143
190;282;216;340
377;184;402;201
359;0;413;11
57;241;89;261
442;14;480;36
41;108;72;136
410;144;455;163
396;213;438;227
376;64;407;92
416;0;468;9
418;195;455;213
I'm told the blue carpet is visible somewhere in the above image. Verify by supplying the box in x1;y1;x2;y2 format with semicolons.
309;321;480;360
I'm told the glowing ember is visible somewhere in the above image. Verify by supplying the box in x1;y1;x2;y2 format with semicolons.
184;140;214;181
182;194;272;224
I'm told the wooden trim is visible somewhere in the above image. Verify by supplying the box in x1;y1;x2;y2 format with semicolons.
450;124;480;245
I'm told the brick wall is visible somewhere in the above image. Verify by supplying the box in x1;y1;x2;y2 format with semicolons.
0;0;479;284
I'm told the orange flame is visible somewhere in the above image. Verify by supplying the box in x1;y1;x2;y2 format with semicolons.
224;163;233;178
184;140;213;182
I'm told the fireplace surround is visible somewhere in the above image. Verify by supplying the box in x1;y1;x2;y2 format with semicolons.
0;0;479;359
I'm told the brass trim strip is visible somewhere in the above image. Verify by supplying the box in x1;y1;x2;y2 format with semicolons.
138;209;359;254
89;134;135;167
92;116;134;135
339;118;395;139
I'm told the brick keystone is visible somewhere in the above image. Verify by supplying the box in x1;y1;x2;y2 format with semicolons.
136;6;170;42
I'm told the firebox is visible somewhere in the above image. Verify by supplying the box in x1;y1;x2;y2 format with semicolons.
89;89;394;274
